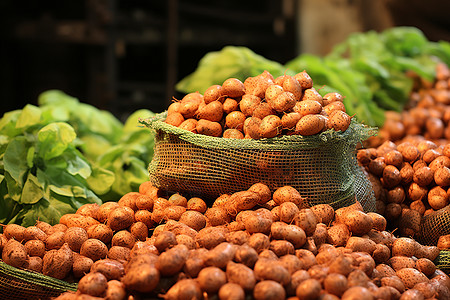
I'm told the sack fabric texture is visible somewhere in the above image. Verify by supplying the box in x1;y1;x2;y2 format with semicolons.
0;261;77;300
141;112;377;212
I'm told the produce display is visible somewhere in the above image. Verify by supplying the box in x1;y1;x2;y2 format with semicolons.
1;25;450;300
357;62;450;246
177;27;450;128
2;182;449;300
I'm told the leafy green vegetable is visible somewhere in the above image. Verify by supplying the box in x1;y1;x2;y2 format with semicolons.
0;91;155;227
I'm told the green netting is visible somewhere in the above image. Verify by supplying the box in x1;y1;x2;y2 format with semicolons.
418;205;450;246
434;250;450;273
0;261;77;300
140;112;377;211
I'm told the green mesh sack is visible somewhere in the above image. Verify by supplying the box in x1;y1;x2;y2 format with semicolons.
418;205;450;246
141;112;377;211
434;250;450;274
0;261;77;300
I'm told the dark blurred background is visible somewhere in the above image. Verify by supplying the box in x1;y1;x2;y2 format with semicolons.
1;0;449;121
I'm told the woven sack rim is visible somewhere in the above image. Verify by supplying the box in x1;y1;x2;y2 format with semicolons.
139;111;377;151
0;261;78;292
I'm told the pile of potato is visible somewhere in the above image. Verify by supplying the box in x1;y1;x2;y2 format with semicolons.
2;181;450;300
368;62;450;147
165;70;352;139
358;138;450;236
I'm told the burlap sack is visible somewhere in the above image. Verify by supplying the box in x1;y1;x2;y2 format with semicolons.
141;112;377;211
0;261;77;300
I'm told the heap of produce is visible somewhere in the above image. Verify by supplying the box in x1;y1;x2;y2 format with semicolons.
166;70;352;139
357;62;450;241
2;181;449;300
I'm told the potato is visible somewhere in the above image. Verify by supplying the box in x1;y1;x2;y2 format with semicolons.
327;254;353;277
163;278;202;300
73;254;94;278
179;95;202;119
196;119;222;137
96;202;119;223
107;246;131;262
296;114;326;136
413;166;434;187
243;213;273;235
43;243;74;279
2;239;28;268
205;242;237;269
24;239;46;258
281;75;302;100
296;278;322;300
392;237;419;257
269;240;295;257
222;97;239;114
323;92;344;105
240;94;261;116
271;222;306;249
122;263;160;293
80;238;108;261
372;244;390;264
324;101;346;116
269;91;296;113
302;87;323;104
179;210;206;231
259;114;282;138
293;209;318;237
111;230;136;249
165;112;184;127
341;286;373;300
343;210;373;236
225;111;246;131
183;249;207;278
310;204;334;225
78;272;108;297
23;226;47;243
134;210;154;229
226;261;257;291
204;84;223;103
197;100;223;122
396;268;429;289
178;118;198;132
156;244;189;276
328;110;351;132
186;197;207;213
223;128;244;139
227;190;260;215
345;237;376;254
435;166;450;186
35;220;55;236
163;220;198;239
218;282;245;300
273;186;305;206
296;100;323;117
3;224;26;242
90;258;125;281
45;231;65;250
107;206;135;232
253;280;286;300
254;258;290;285
27;256;43;273
222;78;245;98
327;224;351;248
382;165;402;188
281;112;301;131
105;280;127;300
324;273;348;297
205;206;231;226
198;266;227;294
437;234;450;250
293;71;313;89
248;233;270;253
64;227;88;252
278;202;300;224
86;224;113;245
